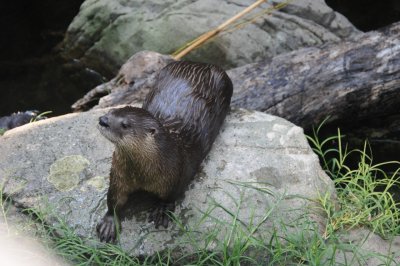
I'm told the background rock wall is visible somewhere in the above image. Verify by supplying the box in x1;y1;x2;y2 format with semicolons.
62;0;360;77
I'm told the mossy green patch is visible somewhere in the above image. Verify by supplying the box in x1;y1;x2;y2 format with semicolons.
47;155;90;192
86;176;107;191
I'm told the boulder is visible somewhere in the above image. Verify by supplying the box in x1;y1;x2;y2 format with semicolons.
0;108;335;256
334;228;400;265
62;0;360;77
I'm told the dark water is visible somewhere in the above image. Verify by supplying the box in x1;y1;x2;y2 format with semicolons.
0;53;106;116
0;0;102;117
326;0;400;31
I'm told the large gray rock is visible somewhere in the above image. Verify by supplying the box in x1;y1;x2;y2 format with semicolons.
0;108;334;256
62;0;360;76
334;228;400;265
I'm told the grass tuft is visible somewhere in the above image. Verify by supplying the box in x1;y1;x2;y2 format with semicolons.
22;207;140;266
307;119;400;239
30;110;52;123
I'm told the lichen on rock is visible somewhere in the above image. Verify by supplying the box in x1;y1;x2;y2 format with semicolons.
47;155;90;192
86;176;107;191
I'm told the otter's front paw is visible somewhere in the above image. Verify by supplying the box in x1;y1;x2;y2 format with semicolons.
96;214;117;243
148;202;175;229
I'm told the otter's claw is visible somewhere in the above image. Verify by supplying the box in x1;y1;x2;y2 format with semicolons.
97;214;117;243
148;202;175;229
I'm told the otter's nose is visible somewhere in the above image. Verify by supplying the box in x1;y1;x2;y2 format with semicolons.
99;116;109;127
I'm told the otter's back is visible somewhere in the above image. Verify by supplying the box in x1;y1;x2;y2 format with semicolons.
143;61;233;157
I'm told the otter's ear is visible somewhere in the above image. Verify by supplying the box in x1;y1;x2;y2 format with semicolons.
149;128;157;135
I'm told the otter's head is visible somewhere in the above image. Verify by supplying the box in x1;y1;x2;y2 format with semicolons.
98;106;162;148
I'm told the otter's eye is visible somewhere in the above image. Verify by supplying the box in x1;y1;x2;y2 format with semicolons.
121;121;129;129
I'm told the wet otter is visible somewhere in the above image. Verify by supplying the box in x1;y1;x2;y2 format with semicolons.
96;61;233;242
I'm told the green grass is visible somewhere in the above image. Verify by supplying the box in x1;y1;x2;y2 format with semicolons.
2;189;392;265
307;118;400;239
29;110;52;123
1;120;400;265
0;182;10;231
20;206;141;266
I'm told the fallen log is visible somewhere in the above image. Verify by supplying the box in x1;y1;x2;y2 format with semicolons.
229;22;400;129
72;22;400;130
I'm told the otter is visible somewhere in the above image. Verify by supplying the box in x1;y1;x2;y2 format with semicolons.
96;61;233;242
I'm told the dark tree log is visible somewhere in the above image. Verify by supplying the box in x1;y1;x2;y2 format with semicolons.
71;51;174;111
72;22;400;130
229;22;400;129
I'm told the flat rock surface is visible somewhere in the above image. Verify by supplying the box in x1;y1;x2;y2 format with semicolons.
0;108;335;256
